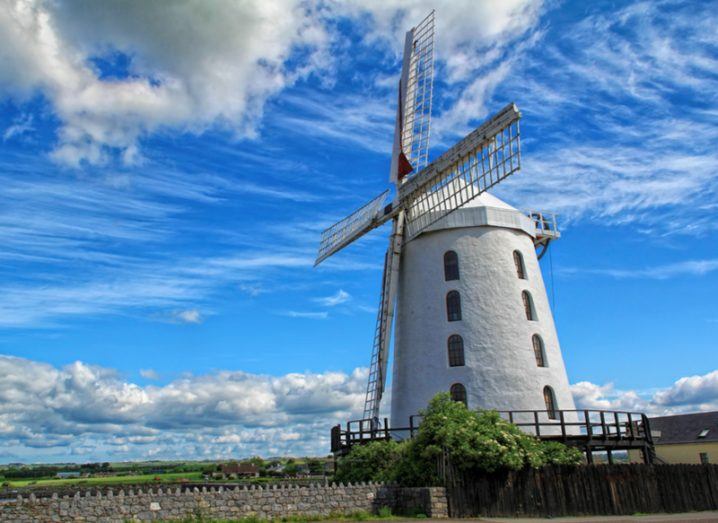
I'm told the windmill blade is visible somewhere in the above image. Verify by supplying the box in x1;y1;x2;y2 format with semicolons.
363;213;405;422
390;10;435;183
314;190;391;266
399;103;521;241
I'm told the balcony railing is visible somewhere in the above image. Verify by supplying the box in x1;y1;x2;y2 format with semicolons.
331;409;655;464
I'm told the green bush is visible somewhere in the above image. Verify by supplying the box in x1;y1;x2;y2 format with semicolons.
335;393;582;486
334;439;403;484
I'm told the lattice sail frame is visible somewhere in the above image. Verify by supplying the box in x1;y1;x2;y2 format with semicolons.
401;10;435;174
314;190;388;266
401;103;521;241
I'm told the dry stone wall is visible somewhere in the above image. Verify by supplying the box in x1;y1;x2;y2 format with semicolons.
0;482;448;522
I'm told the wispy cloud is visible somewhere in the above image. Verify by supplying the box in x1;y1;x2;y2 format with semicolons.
2;113;33;141
282;311;329;320
313;289;351;307
561;259;718;280
139;369;160;380
490;0;718;236
173;309;203;324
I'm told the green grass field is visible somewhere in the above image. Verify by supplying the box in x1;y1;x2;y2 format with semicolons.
5;471;204;488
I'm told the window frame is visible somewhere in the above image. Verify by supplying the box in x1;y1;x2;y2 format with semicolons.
444;250;460;281
532;334;547;367
543;385;558;420
513;250;526;280
446;290;462;322
450;383;467;406
522;290;536;321
447;334;465;367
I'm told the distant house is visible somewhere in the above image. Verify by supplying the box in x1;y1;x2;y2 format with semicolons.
266;462;284;474
629;411;718;464
56;471;81;479
220;462;259;478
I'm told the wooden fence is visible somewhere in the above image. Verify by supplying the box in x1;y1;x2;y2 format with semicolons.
443;464;718;517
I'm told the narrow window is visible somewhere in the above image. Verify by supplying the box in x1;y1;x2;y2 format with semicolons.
446;291;462;322
532;334;547;367
444;251;459;281
700;452;709;465
522;290;536;321
450;383;467;406
513;250;526;279
543;386;558;420
448;335;465;367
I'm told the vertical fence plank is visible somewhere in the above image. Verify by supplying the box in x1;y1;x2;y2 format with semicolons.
441;463;718;518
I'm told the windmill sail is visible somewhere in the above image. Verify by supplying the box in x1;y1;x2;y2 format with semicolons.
390;10;435;183
314;190;389;266
363;213;404;422
400;103;521;241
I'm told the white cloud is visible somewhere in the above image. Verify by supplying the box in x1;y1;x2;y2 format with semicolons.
174;309;202;324
2;113;34;141
0;0;544;166
314;289;351;307
571;369;718;416
494;0;718;235
139;369;159;380
0;355;366;461
0;0;330;166
282;311;329;320
561;259;718;280
1;355;715;461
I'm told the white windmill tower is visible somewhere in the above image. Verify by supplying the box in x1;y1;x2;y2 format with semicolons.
315;12;576;429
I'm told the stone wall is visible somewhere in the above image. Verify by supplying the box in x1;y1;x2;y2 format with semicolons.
0;483;448;522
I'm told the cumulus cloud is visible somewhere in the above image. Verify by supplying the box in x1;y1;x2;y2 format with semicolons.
0;0;329;166
0;356;365;461
571;369;718;416
0;0;542;166
0;355;715;461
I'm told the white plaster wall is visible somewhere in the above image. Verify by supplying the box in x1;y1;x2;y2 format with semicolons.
390;205;576;429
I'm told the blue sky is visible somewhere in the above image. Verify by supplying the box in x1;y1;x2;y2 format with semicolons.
0;0;716;463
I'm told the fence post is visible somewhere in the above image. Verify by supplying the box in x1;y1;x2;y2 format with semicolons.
585;410;592;441
600;411;607;439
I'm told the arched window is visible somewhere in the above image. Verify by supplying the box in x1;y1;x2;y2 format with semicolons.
446;291;462;322
543;386;558;420
444;251;460;281
450;383;467;406
513;250;526;279
522;290;536;321
447;335;465;367
532;334;546;367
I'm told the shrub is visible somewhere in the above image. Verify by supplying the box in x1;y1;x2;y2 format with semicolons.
335;393;582;486
334;439;403;484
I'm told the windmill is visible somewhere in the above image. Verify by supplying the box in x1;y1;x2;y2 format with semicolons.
315;11;575;428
